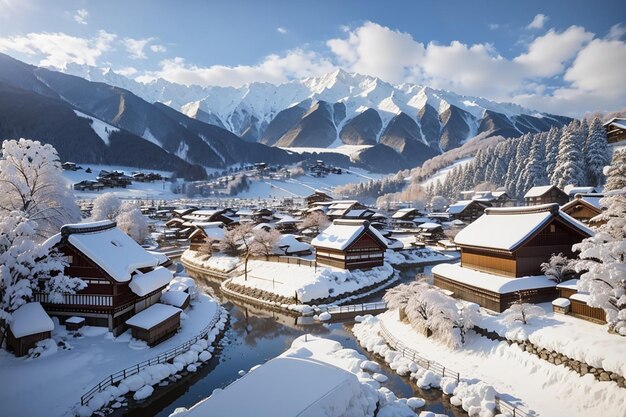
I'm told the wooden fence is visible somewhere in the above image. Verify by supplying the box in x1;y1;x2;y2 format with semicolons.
378;321;533;417
322;301;387;316
250;255;316;268
80;307;224;406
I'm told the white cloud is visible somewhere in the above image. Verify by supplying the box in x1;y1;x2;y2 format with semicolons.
527;14;548;30
123;37;153;59
116;66;138;77
488;23;500;30
150;44;166;53
515;26;593;77
0;30;116;68
607;23;625;40
137;49;335;87
73;9;88;25
277;27;287;35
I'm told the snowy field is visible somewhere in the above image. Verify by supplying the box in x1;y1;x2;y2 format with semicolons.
0;294;220;417
229;260;394;303
360;311;626;417
419;157;474;188
62;164;177;200
234;168;385;199
181;251;240;273
170;335;425;417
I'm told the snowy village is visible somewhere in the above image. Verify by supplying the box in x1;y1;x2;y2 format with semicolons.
0;2;625;417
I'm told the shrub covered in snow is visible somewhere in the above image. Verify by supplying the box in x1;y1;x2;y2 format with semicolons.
501;300;545;326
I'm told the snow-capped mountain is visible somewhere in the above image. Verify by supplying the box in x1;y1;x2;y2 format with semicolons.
63;66;572;156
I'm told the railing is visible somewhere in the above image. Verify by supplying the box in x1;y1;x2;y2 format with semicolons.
33;292;113;307
322;301;387;315
250;255;316;268
378;321;533;417
80;307;224;406
379;321;460;382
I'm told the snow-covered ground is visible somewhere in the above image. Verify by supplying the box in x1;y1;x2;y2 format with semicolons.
280;144;373;157
62;164;177;200
0;294;220;417
475;303;626;378
235;168;385;199
170;335;424;417
181;251;240;273
358;311;626;417
229;260;394;303
419;157;474;188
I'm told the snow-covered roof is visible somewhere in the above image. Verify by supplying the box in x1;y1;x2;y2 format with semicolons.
523;185;560;198
64;221;160;282
312;220;387;251
180;356;360;417
447;200;480;215
128;266;173;297
564;185;597;197
418;222;442;230
552;298;571;308
160;290;190;308
125;303;181;330
276;215;297;224
570;292;591;304
432;263;555;294
391;208;418;219
556;279;579;290
602;117;626;129
275;234;311;254
453;204;593;251
10;302;54;338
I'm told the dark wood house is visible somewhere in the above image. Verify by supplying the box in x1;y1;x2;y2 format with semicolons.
433;204;593;312
6;302;54;357
305;191;334;207
524;185;568;206
554;280;607;324
312;220;387;270
561;195;603;223
447;200;490;223
37;221;173;336
603;118;626;143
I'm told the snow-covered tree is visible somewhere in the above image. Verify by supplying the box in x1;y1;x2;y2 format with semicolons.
584;118;611;186
116;202;149;244
91;193;122;221
502;299;545;325
300;211;329;235
0;211;85;348
544;127;560;178
430;195;448;212
572;151;626;335
251;228;281;259
0;139;80;238
523;134;549;191
551;122;586;189
221;223;256;280
540;253;575;283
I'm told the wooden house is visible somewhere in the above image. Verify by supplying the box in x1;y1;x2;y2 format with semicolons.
325;201;368;220
433;204;593;312
561;194;603;223
603;118;626;143
447;200;490;223
312;220;387;270
564;185;598;200
189;222;225;250
275;215;299;233
524;185;568;206
6;302;54;357
125;303;182;346
37;221;174;336
305;191;333;207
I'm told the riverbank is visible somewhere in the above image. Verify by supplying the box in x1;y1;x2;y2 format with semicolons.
355;311;626;417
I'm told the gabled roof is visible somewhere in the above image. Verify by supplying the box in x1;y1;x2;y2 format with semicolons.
561;196;604;214
603;117;626;129
523;185;563;198
447;200;487;215
312;220;387;251
10;302;54;338
453;204;593;251
60;221;161;282
564;185;597;197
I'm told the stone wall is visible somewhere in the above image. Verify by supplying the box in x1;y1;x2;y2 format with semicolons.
473;326;625;388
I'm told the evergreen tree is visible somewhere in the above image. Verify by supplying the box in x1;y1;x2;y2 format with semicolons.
523;133;549;190
551;121;586;189
584;118;611;186
544;126;560;179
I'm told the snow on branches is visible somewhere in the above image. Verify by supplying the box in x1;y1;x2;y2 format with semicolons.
0;211;85;347
502;300;545;326
383;278;477;348
572;151;626;336
0;139;80;238
116;202;149;244
91;193;122;221
541;253;575;284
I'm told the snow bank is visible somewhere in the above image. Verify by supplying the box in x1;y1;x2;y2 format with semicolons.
182;250;240;273
230;260;394;303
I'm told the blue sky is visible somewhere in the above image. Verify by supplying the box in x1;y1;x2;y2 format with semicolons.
0;0;624;115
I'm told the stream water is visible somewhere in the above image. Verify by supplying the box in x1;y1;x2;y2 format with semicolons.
114;264;467;417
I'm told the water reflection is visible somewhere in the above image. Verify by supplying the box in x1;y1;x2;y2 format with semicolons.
112;267;466;417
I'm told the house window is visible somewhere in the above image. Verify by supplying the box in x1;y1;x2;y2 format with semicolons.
66;255;73;263
550;224;556;233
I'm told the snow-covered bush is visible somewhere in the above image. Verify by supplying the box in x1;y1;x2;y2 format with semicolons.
0;212;85;348
430;195;448;212
0;139;80;238
540;253;575;283
501;301;545;325
91;193;122;221
572;150;626;335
